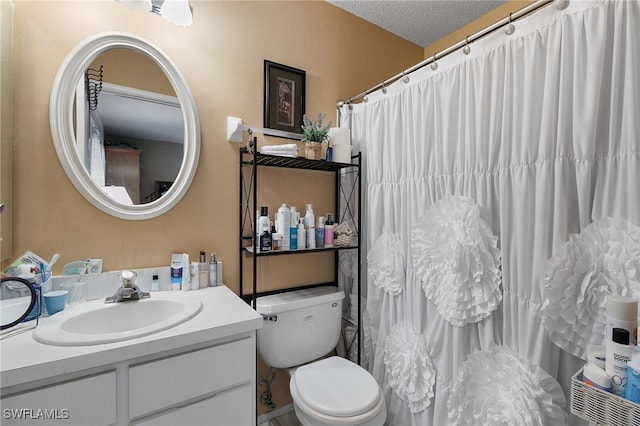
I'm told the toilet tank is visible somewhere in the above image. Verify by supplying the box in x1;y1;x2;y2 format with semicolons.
256;286;344;369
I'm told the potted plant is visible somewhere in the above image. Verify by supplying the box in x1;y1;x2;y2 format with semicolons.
301;113;331;160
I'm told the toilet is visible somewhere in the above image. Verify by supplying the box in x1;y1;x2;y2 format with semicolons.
256;286;386;426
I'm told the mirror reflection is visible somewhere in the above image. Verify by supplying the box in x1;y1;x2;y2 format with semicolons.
1;277;36;331
76;49;184;205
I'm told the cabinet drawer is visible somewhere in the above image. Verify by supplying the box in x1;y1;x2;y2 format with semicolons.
132;384;253;426
130;337;253;418
1;371;116;426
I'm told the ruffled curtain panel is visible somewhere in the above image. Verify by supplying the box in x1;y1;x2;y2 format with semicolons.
339;1;640;424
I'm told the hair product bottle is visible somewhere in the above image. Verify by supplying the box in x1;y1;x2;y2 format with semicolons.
257;206;270;250
276;203;291;250
606;327;634;397
324;213;334;248
297;219;306;250
260;221;272;252
316;216;325;249
290;206;299;250
305;204;316;249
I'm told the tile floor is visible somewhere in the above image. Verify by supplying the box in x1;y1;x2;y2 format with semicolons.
257;408;301;426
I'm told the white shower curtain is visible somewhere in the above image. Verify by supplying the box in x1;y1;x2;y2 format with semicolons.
340;1;640;424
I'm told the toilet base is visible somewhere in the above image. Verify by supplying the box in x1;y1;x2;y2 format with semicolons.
293;402;386;426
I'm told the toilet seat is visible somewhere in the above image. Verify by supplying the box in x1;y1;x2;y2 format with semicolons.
290;357;385;425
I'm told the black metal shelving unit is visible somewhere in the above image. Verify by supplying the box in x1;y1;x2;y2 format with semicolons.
239;147;362;364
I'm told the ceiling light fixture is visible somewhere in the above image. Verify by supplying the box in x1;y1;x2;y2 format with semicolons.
117;0;193;27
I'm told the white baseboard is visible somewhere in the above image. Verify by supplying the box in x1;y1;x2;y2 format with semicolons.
257;403;294;424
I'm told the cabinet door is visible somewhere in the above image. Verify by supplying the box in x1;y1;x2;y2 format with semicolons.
1;371;116;426
129;336;253;418
132;384;253;426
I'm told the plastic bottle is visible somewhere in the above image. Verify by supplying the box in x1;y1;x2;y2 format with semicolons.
290;222;298;250
290;207;299;250
606;327;634;397
150;274;160;292
607;295;637;344
21;273;41;321
257;206;270;250
199;251;209;289
305;204;316;249
626;346;640;403
297;219;306;250
324;213;334;248
260;221;272;252
316;216;325;249
209;253;218;287
276;203;291;250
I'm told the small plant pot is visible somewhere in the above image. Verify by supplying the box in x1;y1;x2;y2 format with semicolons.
304;141;322;160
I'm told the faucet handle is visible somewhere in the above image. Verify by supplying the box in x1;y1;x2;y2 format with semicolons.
120;270;137;287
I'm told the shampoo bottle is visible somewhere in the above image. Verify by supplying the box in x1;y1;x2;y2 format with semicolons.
305;204;315;249
260;221;272;252
290;207;299;249
297;219;306;250
606;327;634;397
607;295;637;344
316;216;325;249
257;206;270;250
324;213;334;248
276;203;291;250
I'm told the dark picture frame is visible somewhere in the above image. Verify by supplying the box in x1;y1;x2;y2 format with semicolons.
264;60;305;136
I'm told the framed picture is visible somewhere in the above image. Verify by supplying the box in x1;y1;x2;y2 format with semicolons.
264;60;305;136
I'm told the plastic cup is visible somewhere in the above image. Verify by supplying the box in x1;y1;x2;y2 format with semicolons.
44;290;68;315
59;281;87;304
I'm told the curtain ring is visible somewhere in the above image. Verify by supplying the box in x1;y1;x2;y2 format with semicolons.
462;36;471;55
505;13;516;35
381;81;387;94
402;72;410;84
430;52;439;71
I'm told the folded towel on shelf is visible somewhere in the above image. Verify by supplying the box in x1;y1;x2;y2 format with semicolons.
260;144;299;157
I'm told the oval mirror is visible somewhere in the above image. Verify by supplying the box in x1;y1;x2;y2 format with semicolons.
50;32;200;220
1;277;36;331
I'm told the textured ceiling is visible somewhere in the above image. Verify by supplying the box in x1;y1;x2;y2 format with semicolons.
327;0;506;47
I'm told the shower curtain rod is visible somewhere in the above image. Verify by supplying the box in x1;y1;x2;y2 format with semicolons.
338;0;559;107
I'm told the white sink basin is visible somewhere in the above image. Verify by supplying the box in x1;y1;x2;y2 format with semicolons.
33;292;202;346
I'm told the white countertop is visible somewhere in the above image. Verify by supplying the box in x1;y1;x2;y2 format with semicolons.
0;286;262;390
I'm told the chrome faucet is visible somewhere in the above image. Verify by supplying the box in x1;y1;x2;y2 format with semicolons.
105;270;150;303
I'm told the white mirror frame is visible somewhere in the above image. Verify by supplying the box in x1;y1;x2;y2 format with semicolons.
50;32;200;220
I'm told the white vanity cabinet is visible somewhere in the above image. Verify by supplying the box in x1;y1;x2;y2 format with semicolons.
1;372;117;425
0;286;262;426
130;336;254;425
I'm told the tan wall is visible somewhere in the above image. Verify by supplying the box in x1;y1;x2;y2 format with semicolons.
9;0;422;416
1;0;14;262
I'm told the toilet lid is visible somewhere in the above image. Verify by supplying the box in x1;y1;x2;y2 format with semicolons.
292;356;381;417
